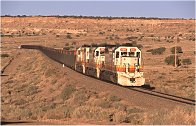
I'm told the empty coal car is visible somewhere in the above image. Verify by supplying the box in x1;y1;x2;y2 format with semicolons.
20;44;145;86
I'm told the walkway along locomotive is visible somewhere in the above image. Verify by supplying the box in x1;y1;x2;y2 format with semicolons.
20;44;145;86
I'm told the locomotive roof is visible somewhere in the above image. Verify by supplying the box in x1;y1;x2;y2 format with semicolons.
81;43;137;48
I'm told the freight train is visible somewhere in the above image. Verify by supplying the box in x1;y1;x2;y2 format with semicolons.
20;44;145;86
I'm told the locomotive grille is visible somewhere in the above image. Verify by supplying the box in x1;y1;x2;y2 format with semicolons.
130;78;135;82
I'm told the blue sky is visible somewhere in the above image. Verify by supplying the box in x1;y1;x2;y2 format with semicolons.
1;1;195;19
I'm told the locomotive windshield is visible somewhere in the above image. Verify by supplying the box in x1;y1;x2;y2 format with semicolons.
100;50;105;56
121;52;135;57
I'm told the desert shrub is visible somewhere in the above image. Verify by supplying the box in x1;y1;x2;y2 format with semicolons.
27;85;39;96
51;79;57;85
147;47;166;55
126;107;143;114
113;102;127;111
143;106;195;125
164;55;181;66
64;105;75;118
99;31;105;35
109;36;114;40
73;90;89;106
127;36;138;41
45;68;55;78
136;44;143;49
41;103;56;112
60;85;76;100
1;34;13;37
121;42;143;49
72;106;111;121
66;34;72;39
12;108;32;120
15;99;27;105
113;111;128;123
1;54;9;57
170;46;183;54
108;95;121;102
92;99;111;108
72;41;77;45
182;58;192;65
45;109;64;119
65;43;69;46
20;109;32;119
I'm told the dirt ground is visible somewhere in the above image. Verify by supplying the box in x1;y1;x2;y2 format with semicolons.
1;16;195;124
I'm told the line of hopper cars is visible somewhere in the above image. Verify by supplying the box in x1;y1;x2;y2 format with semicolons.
20;44;145;86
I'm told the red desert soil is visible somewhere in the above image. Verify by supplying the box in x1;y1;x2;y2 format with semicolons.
1;17;195;125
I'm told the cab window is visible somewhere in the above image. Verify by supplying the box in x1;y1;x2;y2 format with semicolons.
121;52;127;57
136;52;140;58
78;50;81;55
96;51;99;56
100;50;105;56
129;52;135;57
116;51;119;58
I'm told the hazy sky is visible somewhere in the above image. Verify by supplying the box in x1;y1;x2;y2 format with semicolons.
1;1;195;19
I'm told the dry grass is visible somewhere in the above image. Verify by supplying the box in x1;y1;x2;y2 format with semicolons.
143;106;195;125
1;17;195;124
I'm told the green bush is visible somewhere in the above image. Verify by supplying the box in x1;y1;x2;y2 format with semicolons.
60;85;76;100
147;47;166;55
164;55;181;66
170;46;183;54
182;58;192;65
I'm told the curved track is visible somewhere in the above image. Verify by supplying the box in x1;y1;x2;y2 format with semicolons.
127;86;195;106
20;45;196;106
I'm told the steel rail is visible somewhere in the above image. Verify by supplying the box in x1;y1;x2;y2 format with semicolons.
127;87;195;106
20;44;196;106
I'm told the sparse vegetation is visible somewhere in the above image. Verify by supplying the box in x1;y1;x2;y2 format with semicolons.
1;16;195;125
60;85;76;100
99;31;105;35
1;54;10;57
27;85;39;96
170;46;183;54
182;58;192;65
66;34;72;39
164;55;180;66
45;68;56;77
147;47;166;55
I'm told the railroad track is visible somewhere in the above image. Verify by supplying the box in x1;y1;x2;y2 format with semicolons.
20;45;196;106
126;85;196;106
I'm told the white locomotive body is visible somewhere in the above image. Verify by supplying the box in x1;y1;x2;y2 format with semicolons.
75;45;145;86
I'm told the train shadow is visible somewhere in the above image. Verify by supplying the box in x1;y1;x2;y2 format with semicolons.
1;121;31;125
1;74;8;77
140;84;156;90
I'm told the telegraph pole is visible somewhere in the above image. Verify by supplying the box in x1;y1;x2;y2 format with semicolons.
174;34;180;68
174;35;177;67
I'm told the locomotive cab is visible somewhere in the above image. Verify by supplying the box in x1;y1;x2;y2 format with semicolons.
94;47;105;67
114;46;145;86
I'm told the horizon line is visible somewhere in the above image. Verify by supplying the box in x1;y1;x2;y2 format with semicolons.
1;15;195;20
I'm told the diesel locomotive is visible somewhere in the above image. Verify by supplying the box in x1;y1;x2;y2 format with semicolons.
20;44;145;86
